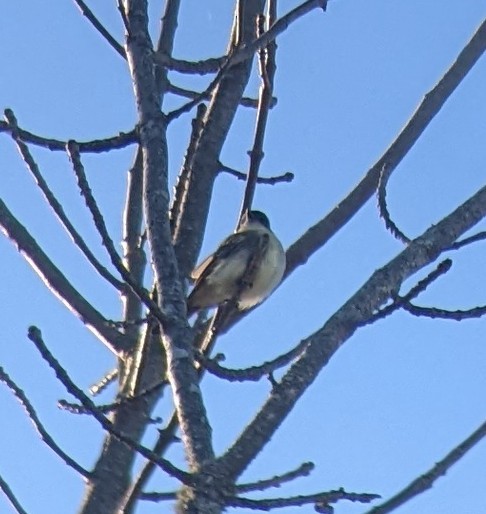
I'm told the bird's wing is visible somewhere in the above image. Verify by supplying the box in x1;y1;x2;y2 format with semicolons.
190;230;266;285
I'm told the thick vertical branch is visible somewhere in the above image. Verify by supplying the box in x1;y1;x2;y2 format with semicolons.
123;0;214;474
172;0;266;279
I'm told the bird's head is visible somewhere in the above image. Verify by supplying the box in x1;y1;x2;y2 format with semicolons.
240;210;271;230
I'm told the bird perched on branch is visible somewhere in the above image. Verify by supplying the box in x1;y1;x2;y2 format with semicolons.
186;210;285;317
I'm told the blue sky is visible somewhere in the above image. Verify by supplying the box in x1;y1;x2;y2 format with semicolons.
1;1;486;513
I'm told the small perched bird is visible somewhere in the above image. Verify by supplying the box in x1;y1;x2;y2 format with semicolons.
186;210;285;317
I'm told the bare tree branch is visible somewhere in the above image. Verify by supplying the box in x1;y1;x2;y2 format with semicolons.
27;326;189;483
0;120;137;152
217;183;486;480
121;412;180;512
364;416;486;514
284;17;486;278
236;461;314;493
401;301;486;320
3;110;126;294
0;198;126;355
72;0;126;58
446;230;486;251
219;163;294;185
167;82;275;109
377;164;411;244
139;491;178;502
228;488;379;511
195;338;309;383
362;259;452;325
239;4;278;217
89;368;119;396
123;0;214;477
0;366;90;478
154;0;327;74
0;471;28;514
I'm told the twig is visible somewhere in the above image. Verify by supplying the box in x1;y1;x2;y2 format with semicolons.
165;57;233;122
284;17;486;279
0;198;126;355
139;491;178;502
236;462;314;493
170;103;207;235
0;120;137;152
4;110;126;294
219;164;293;185
364;416;486;514
239;4;277;217
0;366;90;478
362;259;452;325
165;0;326;122
228;488;380;510
446;230;486;251
121;313;221;512
377;164;411;243
0;471;28;514
27;326;190;484
67;142;168;328
89;368;118;396
401;301;486;321
195;338;309;382
72;0;126;58
167;82;275;109
59;376;167;414
154;0;327;74
120;411;180;512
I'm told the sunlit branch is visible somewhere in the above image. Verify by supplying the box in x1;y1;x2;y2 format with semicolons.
89;368;119;396
124;0;214;473
0;198;126;355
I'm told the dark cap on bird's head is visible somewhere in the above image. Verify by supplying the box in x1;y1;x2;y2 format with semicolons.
242;210;271;229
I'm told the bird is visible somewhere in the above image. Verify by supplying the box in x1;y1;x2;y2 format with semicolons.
186;210;286;317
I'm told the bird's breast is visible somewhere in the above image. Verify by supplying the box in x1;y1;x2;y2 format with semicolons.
238;235;285;310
